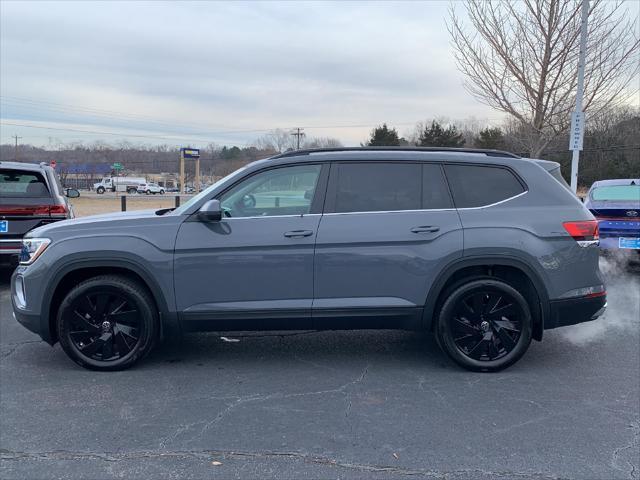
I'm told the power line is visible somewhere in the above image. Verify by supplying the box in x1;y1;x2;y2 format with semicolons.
0;95;506;136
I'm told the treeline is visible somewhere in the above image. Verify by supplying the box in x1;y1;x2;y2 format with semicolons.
0;131;344;182
1;110;637;187
364;107;639;186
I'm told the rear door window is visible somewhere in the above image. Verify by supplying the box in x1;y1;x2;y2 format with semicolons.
0;169;51;198
444;164;525;208
330;163;422;213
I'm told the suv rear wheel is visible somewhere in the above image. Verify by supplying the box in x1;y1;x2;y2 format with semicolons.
57;275;158;371
435;278;532;372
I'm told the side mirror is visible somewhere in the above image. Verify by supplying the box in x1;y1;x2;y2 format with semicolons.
198;199;222;222
66;188;80;198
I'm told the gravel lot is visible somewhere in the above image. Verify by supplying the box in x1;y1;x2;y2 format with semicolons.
69;193;187;217
0;258;638;480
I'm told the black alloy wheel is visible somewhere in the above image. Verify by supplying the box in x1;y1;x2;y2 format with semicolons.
57;275;157;370
436;278;532;372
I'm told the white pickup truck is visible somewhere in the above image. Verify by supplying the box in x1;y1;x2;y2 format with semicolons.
93;176;146;194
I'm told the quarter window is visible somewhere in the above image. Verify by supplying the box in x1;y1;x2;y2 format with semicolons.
444;164;525;208
219;164;321;218
333;163;422;213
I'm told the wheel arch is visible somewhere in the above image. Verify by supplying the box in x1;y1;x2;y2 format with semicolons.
43;258;177;345
423;256;550;341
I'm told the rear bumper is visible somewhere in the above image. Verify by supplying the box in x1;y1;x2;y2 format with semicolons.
545;295;607;330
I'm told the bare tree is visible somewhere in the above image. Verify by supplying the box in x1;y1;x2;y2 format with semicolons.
253;129;296;153
449;0;639;156
302;136;343;148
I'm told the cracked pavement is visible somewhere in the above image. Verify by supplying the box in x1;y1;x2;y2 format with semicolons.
1;265;638;479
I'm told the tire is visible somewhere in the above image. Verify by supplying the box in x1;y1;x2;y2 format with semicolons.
57;275;158;371
96;187;105;194
146;190;151;195
127;188;136;194
435;278;532;372
159;190;165;195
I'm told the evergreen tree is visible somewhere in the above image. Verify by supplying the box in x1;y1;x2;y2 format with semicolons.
418;121;465;147
367;124;400;146
474;127;505;149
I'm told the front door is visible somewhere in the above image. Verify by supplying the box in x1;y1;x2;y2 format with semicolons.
174;163;326;331
313;162;463;328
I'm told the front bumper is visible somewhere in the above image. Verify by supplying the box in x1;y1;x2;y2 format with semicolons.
545;294;607;330
11;268;54;344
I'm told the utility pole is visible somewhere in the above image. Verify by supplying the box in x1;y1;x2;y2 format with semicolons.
291;128;305;150
569;0;590;193
12;135;22;161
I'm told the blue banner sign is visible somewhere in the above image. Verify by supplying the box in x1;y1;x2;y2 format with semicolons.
181;148;200;159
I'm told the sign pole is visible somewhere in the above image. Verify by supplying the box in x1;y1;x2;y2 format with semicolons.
179;150;185;195
195;157;200;194
569;0;590;194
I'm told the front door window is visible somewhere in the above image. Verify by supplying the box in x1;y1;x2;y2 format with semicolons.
219;164;321;218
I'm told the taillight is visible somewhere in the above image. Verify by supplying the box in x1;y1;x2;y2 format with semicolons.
563;220;599;247
0;205;66;216
49;204;68;216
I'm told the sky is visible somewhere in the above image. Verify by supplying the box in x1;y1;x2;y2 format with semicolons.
0;1;635;149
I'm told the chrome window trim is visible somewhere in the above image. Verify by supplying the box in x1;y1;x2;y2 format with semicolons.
456;190;528;210
321;191;528;216
322;208;457;216
222;213;322;220
219;190;527;218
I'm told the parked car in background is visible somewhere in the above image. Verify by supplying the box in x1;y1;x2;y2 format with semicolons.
137;182;165;195
11;148;606;372
1;161;79;266
584;179;640;256
94;176;146;194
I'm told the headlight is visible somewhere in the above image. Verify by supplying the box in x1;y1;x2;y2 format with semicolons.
19;238;51;265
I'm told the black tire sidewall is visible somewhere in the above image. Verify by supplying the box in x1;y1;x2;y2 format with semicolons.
57;276;157;371
436;279;532;372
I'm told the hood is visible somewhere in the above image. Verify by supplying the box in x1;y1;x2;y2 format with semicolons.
26;209;162;238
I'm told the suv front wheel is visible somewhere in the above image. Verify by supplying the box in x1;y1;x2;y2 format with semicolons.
57;275;158;370
436;278;532;372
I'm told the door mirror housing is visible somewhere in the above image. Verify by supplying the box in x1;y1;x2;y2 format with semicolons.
65;188;80;198
198;199;223;222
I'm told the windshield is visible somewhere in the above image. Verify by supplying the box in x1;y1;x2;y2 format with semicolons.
591;185;640;201
172;166;249;215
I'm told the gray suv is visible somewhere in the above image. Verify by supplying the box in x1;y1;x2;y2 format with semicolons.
11;148;606;371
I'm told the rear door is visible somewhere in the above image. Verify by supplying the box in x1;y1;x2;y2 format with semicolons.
0;168;56;254
312;162;463;327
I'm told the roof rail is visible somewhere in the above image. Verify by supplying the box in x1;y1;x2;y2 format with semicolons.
272;146;520;159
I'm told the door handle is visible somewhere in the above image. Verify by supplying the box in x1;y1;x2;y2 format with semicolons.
411;226;440;234
284;230;314;238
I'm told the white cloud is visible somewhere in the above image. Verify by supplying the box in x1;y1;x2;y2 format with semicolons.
1;0;498;147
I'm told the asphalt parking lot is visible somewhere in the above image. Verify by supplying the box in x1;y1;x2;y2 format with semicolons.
1;259;638;480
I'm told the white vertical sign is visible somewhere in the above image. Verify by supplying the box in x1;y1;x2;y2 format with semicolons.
569;111;585;151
